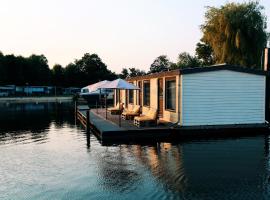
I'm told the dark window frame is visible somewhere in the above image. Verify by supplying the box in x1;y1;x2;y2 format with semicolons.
143;80;150;107
128;90;134;104
165;77;176;112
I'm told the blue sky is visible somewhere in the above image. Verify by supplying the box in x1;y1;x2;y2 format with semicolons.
0;0;269;73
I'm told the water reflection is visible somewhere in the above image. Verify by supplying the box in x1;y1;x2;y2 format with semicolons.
93;137;270;199
0;103;270;200
0;102;74;145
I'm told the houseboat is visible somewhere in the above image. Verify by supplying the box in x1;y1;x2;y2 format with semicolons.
121;64;268;128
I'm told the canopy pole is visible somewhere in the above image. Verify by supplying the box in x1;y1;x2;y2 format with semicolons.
118;89;121;127
99;89;102;110
105;89;107;119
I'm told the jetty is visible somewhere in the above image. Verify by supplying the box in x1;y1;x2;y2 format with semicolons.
76;105;172;141
76;105;269;142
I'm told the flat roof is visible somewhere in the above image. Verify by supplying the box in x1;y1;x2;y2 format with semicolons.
126;64;268;81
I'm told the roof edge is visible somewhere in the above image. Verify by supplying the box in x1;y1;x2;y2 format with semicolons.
126;64;268;81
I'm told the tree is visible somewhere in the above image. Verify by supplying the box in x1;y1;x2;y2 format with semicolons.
51;64;65;86
64;63;80;87
195;42;214;65
201;1;268;67
176;52;201;68
0;52;4;84
128;68;146;77
149;55;170;73
119;67;146;78
119;68;129;79
27;54;51;85
70;53;117;87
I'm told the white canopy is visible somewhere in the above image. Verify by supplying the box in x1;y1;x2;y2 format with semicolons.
99;78;139;90
81;80;111;94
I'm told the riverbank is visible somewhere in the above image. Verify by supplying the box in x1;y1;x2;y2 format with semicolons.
0;96;73;103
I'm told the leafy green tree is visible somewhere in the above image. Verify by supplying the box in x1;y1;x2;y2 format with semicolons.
27;54;51;85
176;52;201;68
51;64;65;86
0;53;51;85
201;1;268;67
150;55;170;73
64;63;80;87
128;67;146;77
119;67;146;78
119;68;129;79
168;62;178;70
0;52;4;84
70;53;117;87
195;42;214;65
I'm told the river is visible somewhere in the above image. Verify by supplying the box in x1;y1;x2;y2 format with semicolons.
0;103;269;200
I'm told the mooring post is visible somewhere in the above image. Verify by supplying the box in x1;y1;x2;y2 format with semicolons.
86;110;90;133
75;100;77;120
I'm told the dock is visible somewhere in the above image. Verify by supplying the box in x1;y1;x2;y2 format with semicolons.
76;105;172;141
76;105;269;142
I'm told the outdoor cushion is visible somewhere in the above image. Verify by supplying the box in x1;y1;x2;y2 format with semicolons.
108;103;123;111
134;108;157;121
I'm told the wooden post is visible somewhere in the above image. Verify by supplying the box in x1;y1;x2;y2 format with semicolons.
75;100;77;120
86;110;90;133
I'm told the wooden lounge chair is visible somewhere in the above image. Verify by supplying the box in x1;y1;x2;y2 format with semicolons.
121;105;141;120
134;108;157;127
108;102;124;115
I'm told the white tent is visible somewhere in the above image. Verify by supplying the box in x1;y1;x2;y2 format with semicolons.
99;78;140;126
99;78;139;90
81;80;111;95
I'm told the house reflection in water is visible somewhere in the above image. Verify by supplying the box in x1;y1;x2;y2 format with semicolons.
130;143;188;193
95;137;270;199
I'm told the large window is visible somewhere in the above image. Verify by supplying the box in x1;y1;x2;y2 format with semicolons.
128;90;134;104
143;81;150;106
165;78;176;111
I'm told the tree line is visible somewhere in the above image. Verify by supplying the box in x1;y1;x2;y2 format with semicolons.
0;1;268;85
0;52;117;87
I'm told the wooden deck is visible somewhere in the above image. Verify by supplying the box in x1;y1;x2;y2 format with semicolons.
76;105;270;142
77;106;172;141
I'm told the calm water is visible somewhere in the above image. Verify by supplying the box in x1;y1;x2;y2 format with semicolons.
0;103;270;200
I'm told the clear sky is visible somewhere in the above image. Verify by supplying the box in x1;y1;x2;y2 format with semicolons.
0;0;269;73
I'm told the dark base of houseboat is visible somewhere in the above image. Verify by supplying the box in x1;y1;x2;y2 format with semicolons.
76;106;270;143
96;125;270;142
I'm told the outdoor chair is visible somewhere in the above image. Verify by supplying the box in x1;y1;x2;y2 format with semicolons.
134;108;157;127
108;102;124;115
121;105;141;120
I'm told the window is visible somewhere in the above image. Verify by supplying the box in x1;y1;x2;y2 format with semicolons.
165;78;176;111
143;81;150;106
128;90;134;104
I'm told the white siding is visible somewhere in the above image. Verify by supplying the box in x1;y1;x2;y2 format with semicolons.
182;70;265;126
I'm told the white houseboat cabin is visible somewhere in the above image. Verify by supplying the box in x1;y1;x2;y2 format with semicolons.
117;64;267;127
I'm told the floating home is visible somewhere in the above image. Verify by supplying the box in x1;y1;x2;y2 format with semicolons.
122;64;268;127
